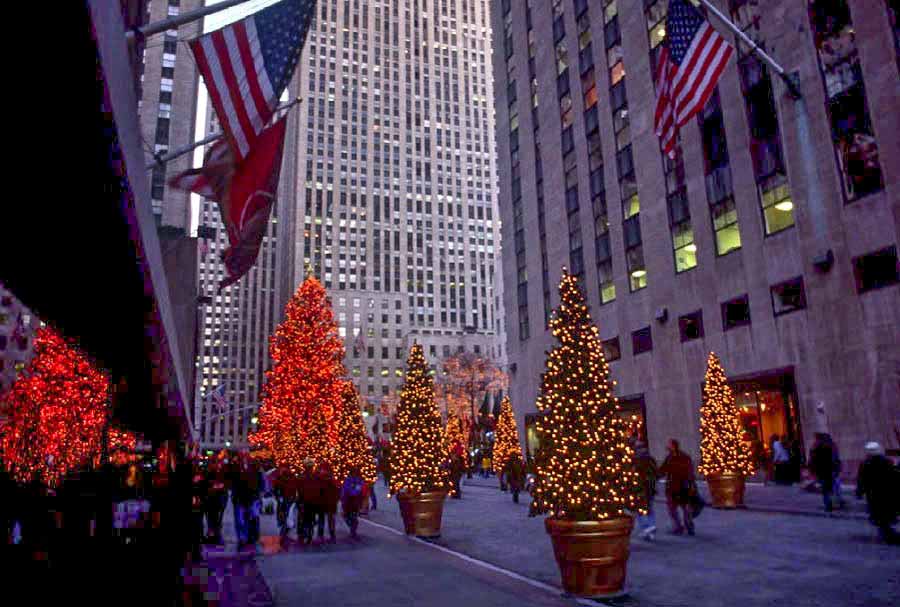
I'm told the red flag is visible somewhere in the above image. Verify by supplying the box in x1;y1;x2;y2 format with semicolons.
168;139;234;201
218;117;288;291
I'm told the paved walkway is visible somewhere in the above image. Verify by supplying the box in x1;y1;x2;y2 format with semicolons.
463;474;869;519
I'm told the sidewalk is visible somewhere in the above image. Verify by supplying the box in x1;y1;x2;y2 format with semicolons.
462;474;868;519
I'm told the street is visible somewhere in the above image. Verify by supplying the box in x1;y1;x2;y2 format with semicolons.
210;479;898;607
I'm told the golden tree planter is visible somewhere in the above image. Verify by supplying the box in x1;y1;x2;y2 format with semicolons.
706;473;746;508
397;490;448;538
545;517;634;598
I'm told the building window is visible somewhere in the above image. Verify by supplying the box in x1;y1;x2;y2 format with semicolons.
853;245;899;294
679;311;704;342
770;277;807;316
632;326;652;355
712;197;741;256
598;259;616;304
809;0;883;201
759;174;794;235
602;336;621;362
722;295;751;330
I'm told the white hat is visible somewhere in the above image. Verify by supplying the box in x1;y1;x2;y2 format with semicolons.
864;441;884;455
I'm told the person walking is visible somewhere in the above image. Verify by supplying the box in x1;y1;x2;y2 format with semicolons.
230;451;263;550
788;437;804;484
274;463;299;538
772;435;791;485
341;466;365;539
449;448;465;499
298;459;319;544
316;462;340;544
659;439;696;536
203;457;228;544
481;454;492;478
855;442;899;545
634;440;659;541
810;433;838;512
505;456;526;504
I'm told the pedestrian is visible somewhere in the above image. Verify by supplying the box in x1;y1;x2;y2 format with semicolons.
826;434;846;509
449;448;465;499
316;462;340;544
298;459;319;544
772;434;791;485
368;478;378;511
855;442;900;545
481;454;491;478
788;437;804;484
341;466;365;539
380;446;391;488
203;456;228;544
659;439;696;536
230;450;263;550
274;463;299;538
633;440;659;541
809;433;838;512
505;456;526;504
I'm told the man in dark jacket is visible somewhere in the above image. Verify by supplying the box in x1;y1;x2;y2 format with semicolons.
659;439;696;536
634;441;659;541
505;457;526;504
856;442;899;545
810;433;838;512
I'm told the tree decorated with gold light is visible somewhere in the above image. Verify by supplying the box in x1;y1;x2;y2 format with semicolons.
698;352;754;478
332;382;377;484
492;396;522;475
530;270;642;521
252;276;345;470
389;343;448;496
443;413;466;456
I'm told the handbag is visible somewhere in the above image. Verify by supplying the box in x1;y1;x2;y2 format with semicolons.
690;487;706;519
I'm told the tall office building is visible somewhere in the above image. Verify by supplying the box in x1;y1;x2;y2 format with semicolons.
288;0;503;412
492;0;899;474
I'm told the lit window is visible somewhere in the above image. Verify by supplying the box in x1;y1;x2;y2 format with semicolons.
760;175;794;235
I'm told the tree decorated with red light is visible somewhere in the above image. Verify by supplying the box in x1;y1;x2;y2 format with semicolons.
252;276;345;470
698;352;754;478
492;396;522;474
530;270;642;520
332;382;377;484
389;343;448;496
1;327;111;486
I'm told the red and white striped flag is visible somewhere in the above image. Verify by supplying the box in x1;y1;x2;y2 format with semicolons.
189;0;315;161
654;0;734;158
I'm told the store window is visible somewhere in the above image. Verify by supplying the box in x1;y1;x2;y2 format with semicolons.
632;326;652;355
602;336;621;362
853;245;899;294
771;277;807;316
679;310;704;342
722;295;751;330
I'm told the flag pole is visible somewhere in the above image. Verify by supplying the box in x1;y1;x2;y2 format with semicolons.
145;97;303;170
698;0;801;98
126;0;255;43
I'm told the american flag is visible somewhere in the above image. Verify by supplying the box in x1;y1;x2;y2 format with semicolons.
654;0;734;158
190;0;315;161
208;384;229;414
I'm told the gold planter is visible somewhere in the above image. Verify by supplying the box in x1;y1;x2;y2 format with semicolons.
706;473;746;508
397;490;448;538
545;517;634;598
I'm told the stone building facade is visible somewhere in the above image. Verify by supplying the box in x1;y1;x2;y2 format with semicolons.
492;0;899;477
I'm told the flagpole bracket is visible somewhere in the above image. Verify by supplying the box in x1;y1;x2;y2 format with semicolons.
783;71;803;101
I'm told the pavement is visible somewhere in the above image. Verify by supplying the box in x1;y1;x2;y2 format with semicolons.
201;477;897;607
463;473;870;519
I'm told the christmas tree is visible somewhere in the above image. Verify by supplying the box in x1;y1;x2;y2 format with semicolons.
443;413;467;457
531;271;642;521
253;276;345;470
698;352;754;477
1;327;110;486
492;396;523;474
332;382;377;484
389;343;449;496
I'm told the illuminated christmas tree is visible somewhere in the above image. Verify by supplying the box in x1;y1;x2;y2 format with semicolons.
389;343;449;496
1;327;110;486
492;396;522;474
530;270;642;520
332;382;377;484
698;352;754;477
252;276;345;470
443;413;467;457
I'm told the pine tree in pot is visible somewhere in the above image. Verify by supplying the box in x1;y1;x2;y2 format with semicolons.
698;352;754;507
531;271;643;598
390;343;450;537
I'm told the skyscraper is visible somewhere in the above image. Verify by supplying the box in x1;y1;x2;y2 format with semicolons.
288;0;503;411
492;0;899;473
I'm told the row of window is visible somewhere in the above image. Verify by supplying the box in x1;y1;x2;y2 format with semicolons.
600;245;899;360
